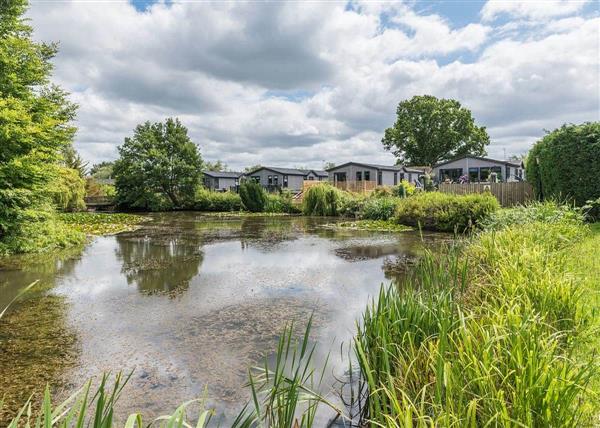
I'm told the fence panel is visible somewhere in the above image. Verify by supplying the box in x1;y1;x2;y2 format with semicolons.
437;182;534;207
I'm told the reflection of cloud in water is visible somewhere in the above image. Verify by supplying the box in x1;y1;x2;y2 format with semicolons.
0;213;445;423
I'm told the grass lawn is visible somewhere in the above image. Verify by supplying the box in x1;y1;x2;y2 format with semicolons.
58;212;148;235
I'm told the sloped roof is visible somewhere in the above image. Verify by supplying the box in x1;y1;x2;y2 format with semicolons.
326;161;425;173
203;170;243;178
433;156;522;169
246;166;328;177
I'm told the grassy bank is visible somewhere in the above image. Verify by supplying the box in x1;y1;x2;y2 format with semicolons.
58;212;148;235
356;206;598;426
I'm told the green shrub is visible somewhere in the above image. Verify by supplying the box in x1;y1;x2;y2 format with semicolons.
526;122;600;206
481;200;584;231
265;192;301;214
391;180;416;198
239;180;267;212
395;191;499;232
360;196;401;220
302;183;344;216
582;197;600;222
194;188;242;212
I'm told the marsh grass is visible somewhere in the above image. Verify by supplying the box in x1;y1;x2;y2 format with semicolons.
355;218;598;427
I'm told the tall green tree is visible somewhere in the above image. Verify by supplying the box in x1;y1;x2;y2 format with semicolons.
0;0;81;253
382;95;489;166
114;118;203;210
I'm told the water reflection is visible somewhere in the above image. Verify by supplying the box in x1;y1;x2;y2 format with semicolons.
0;213;445;424
0;246;83;424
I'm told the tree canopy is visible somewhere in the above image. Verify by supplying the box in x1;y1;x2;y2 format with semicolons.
113;118;203;211
382;95;489;166
0;0;83;254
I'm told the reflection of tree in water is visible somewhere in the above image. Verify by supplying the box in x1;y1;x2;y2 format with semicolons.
0;246;83;424
115;231;204;295
239;217;299;251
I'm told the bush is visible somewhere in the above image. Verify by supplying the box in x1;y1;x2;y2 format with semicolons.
302;183;344;216
86;178;116;197
194;188;242;212
526;122;600;206
360;196;401;220
265;192;301;214
395;191;499;232
391;180;416;198
480;200;584;231
239;181;267;212
582;197;600;222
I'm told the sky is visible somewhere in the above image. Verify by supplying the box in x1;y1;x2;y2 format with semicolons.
27;0;600;170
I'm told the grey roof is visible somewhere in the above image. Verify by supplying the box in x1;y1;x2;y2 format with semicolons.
246;166;328;177
203;170;243;178
327;161;423;173
433;156;522;169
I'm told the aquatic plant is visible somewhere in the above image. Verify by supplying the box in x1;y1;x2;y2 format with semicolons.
58;213;147;235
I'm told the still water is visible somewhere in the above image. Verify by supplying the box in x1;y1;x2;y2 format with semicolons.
0;213;441;424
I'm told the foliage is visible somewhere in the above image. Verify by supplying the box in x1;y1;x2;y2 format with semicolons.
89;161;114;179
85;178;116;197
113;118;203;211
265;192;301;214
526;122;600;206
239;180;268;212
480;200;584;231
58;212;147;235
390;180;416;198
356;217;596;426
60;144;88;177
382;95;489;166
49;166;86;212
0;0;80;254
582;197;600;222
244;164;263;174
360;196;401;220
302;183;344;216
395;191;499;232
204;160;227;172
194;188;243;212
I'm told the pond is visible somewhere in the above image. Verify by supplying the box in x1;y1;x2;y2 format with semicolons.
0;213;443;424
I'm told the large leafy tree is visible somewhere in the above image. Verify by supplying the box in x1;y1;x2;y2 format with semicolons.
382;95;489;166
114;118;203;210
0;0;80;253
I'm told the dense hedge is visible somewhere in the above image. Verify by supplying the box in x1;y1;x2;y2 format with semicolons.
526;122;600;206
194;189;242;211
395;191;499;232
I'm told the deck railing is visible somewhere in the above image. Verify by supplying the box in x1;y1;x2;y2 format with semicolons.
438;182;534;207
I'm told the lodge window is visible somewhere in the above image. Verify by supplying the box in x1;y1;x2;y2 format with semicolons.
268;175;273;185
400;173;405;181
308;176;315;180
468;168;479;182
479;167;491;182
252;176;260;183
356;171;362;181
273;175;279;186
364;171;371;181
283;175;288;188
439;168;463;182
491;166;502;181
393;172;398;185
377;171;382;185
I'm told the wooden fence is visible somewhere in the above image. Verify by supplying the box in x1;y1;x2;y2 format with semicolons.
438;182;534;207
332;180;377;193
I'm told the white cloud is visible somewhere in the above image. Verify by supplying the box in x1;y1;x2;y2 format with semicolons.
481;0;589;22
26;0;599;168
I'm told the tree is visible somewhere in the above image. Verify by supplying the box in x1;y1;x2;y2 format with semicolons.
0;0;82;254
205;160;227;172
90;161;114;179
244;164;263;174
61;144;88;177
113;118;203;210
382;95;489;166
323;162;336;170
526;122;600;205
